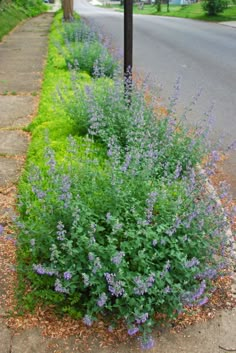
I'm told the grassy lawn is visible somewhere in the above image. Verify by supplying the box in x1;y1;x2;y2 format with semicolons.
0;1;47;41
0;3;27;40
102;2;236;21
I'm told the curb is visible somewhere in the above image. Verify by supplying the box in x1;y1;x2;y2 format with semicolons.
198;166;236;298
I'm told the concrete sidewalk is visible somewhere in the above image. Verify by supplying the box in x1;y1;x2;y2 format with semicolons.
219;21;236;28
0;8;236;353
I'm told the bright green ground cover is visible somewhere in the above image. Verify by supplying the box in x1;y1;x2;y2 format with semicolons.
103;2;236;21
0;0;47;41
16;10;234;350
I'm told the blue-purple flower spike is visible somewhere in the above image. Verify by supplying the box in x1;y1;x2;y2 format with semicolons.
0;225;4;235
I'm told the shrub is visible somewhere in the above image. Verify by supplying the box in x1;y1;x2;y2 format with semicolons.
64;41;117;77
17;134;230;346
61;19;118;77
62;19;97;43
60;75;210;178
202;0;229;15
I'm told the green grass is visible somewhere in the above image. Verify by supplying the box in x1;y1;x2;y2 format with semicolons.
0;3;27;40
103;2;236;21
0;1;47;42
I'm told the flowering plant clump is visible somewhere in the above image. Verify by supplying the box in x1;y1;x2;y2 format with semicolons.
16;12;235;350
60;18;118;77
61;75;211;179
17;133;231;346
62;19;98;43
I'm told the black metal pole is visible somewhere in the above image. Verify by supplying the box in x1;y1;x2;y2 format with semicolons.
124;0;133;103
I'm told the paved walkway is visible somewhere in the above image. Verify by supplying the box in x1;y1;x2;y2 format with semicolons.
220;21;236;28
0;8;236;353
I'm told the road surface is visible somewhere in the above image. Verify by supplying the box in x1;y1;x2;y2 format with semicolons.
74;0;236;196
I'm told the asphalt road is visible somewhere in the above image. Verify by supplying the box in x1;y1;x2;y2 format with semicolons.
74;0;236;196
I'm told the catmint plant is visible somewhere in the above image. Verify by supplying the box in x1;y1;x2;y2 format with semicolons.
16;14;236;351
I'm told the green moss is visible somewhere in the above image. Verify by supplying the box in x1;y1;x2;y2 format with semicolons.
24;11;101;170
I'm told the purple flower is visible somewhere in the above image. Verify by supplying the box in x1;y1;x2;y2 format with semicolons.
45;148;56;174
92;257;102;274
140;336;155;350
88;252;95;261
90;222;97;233
111;251;125;265
185;257;200;269
182;280;206;305
59;175;72;207
0;225;4;235
128;327;139;336
113;222;123;232
197;296;209;306
121;153;132;172
32;187;46;199
54;279;69;294
82;273;90;287
145;191;158;224
56;221;66;241
163;286;171;294
97;293;107;307
174;163;182;179
193;280;206;300
33;264;57;276
83;315;93;327
108;282;125;297
195;268;217;280
147;273;155;287
211;150;220;163
173;216;181;229
63;271;72;280
169;75;181;109
136;313;149;324
166;228;175;236
134;276;148;295
104;273;125;297
152;239;158;247
160;260;171;278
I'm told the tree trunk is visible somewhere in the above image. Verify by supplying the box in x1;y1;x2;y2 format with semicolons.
62;0;74;21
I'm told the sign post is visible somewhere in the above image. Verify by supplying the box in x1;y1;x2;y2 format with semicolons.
124;0;133;103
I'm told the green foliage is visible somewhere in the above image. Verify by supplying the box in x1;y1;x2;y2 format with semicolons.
111;2;236;21
61;77;208;177
60;19;118;77
0;0;46;41
202;0;229;15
